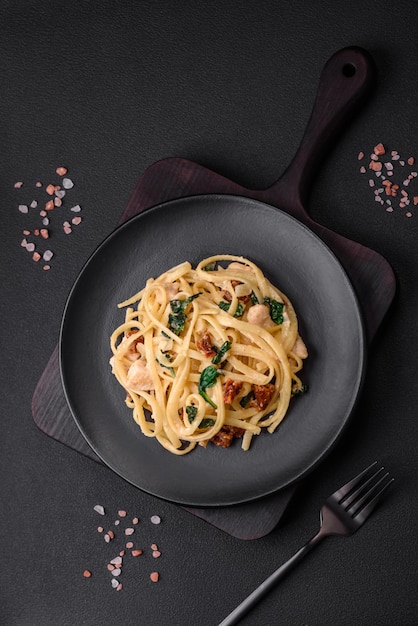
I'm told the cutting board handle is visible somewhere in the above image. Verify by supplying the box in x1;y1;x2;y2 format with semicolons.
267;47;376;217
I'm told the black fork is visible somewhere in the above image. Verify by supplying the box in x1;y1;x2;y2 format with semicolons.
219;462;393;626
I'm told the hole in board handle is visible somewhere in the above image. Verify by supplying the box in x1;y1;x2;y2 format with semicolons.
342;63;356;77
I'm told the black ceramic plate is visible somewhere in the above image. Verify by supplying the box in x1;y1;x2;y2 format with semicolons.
60;195;365;507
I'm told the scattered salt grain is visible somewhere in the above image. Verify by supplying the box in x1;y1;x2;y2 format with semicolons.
70;204;81;212
40;229;49;239
112;568;121;577
54;197;62;207
72;216;82;225
62;177;74;189
43;265;51;271
26;243;35;252
18;204;28;213
110;556;122;565
125;528;134;536
114;520;120;526
94;505;105;515
150;515;161;525
111;578;119;588
118;510;127;517
36;181;43;187
21;238;28;247
116;583;123;591
126;541;134;548
46;184;55;195
152;551;161;558
97;526;103;533
150;572;159;582
83;570;92;578
30;200;38;208
131;549;143;557
42;217;49;226
55;189;66;199
56;166;68;176
132;517;139;525
14;181;23;188
43;250;53;262
33;252;41;262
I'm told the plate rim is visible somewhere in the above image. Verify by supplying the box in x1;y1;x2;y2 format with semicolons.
59;193;367;507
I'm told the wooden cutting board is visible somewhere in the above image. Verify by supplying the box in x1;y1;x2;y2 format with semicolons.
32;47;396;539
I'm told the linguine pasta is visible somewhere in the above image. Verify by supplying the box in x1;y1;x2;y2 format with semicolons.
109;255;308;455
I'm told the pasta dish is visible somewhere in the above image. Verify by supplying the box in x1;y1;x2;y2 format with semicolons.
109;255;308;455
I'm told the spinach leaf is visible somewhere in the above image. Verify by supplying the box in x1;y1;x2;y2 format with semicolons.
250;291;259;305
218;301;244;318
185;405;215;429
211;340;232;365
198;365;221;408
292;382;308;396
185;405;198;421
168;293;201;335
155;358;175;377
239;390;255;408
264;297;284;325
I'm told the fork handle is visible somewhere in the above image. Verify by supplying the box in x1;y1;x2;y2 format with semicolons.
218;532;324;626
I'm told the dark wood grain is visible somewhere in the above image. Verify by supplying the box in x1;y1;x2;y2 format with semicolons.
32;47;396;539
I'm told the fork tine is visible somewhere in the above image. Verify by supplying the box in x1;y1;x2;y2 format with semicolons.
332;460;378;502
351;475;394;524
342;466;385;510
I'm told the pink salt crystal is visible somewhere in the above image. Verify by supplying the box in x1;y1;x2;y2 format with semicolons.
111;568;121;577
21;238;28;247
152;551;161;558
40;229;49;239
357;151;364;160
360;166;366;173
97;526;103;533
40;210;47;217
26;243;35;252
18;204;28;213
62;177;74;189
125;528;134;536
94;505;105;515
30;200;38;208
14;181;23;188
56;166;68;176
33;252;41;262
70;204;81;212
43;250;53;262
55;189;66;199
54;197;62;207
150;572;159;582
126;541;134;549
132;517;139;525
116;584;123;591
43;265;51;271
406;211;413;217
150;515;161;525
64;225;72;235
36;181;43;187
408;157;415;165
71;216;82;225
118;510;127;517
